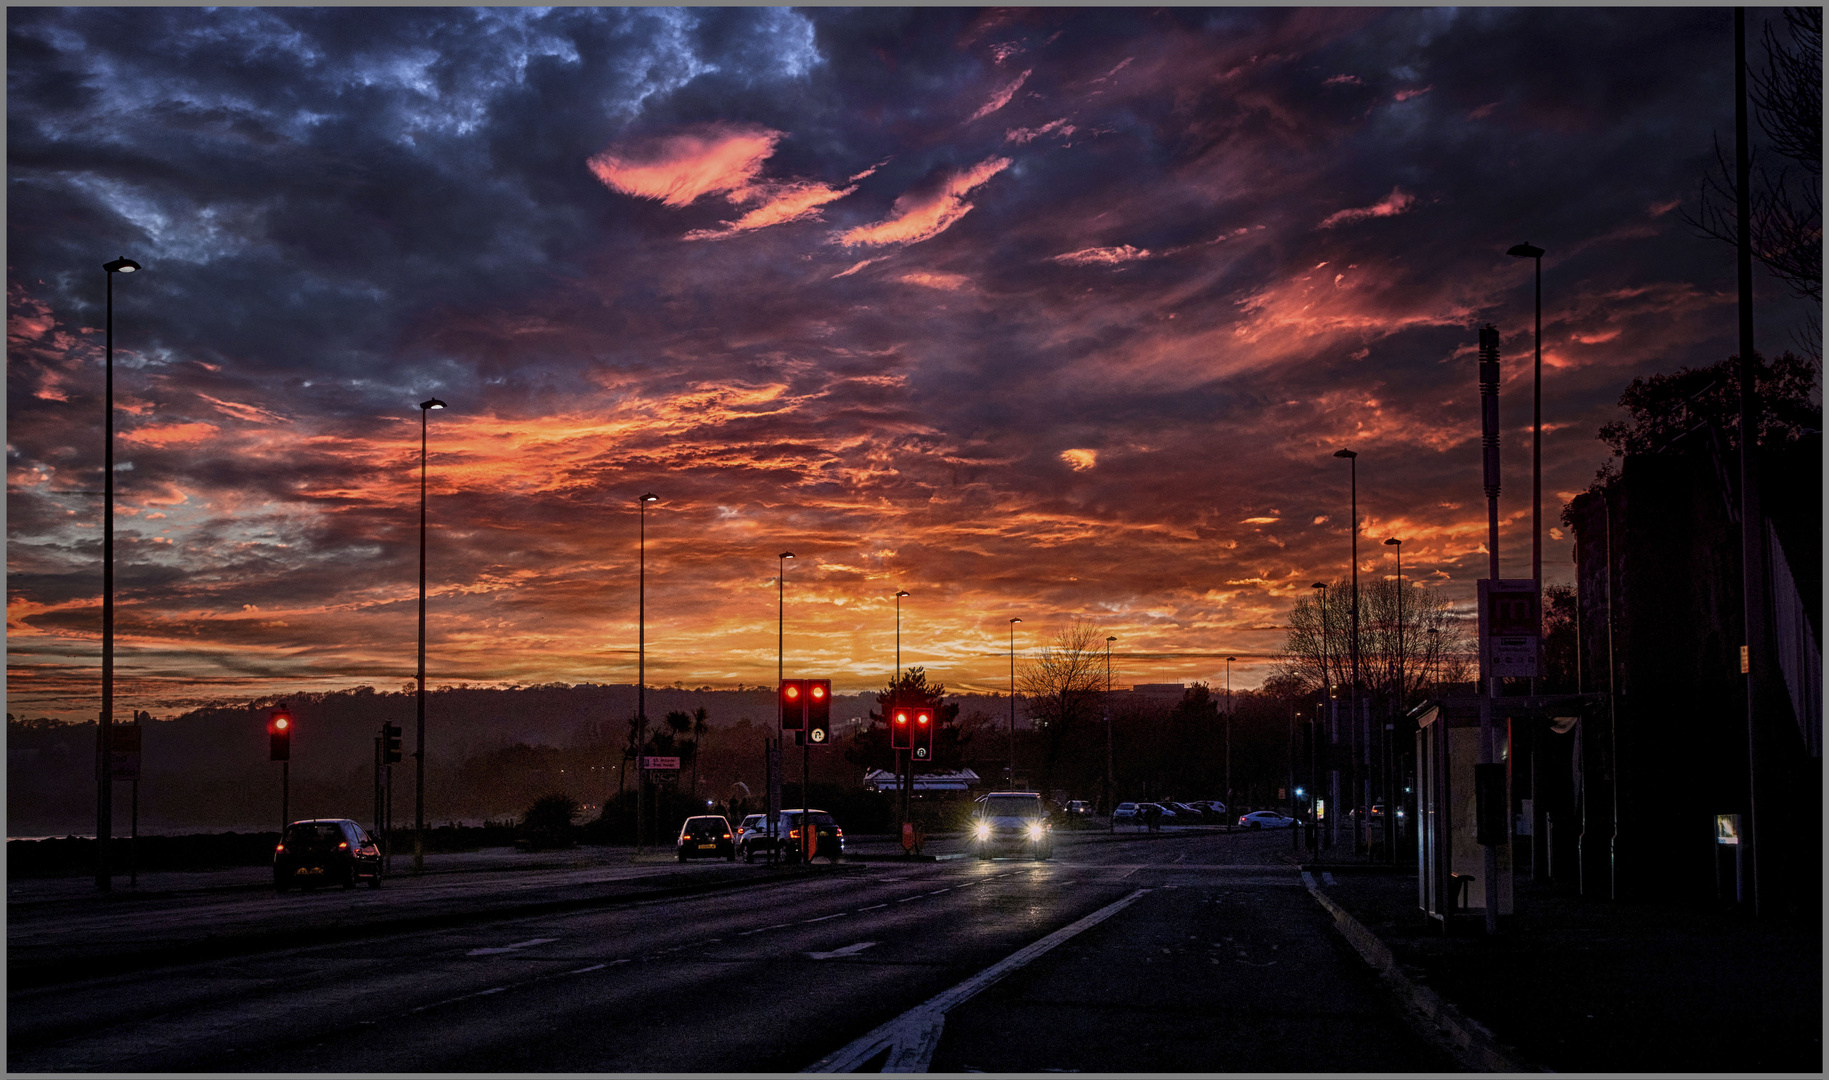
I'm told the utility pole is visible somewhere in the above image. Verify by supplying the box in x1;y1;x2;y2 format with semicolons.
1479;324;1503;934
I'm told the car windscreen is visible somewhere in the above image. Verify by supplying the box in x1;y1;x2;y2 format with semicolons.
979;798;1043;820
284;823;344;845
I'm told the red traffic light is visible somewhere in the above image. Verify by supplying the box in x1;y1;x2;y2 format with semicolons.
891;707;911;749
915;709;931;727
267;711;291;734
779;679;806;729
267;708;292;762
811;684;825;699
785;684;800;699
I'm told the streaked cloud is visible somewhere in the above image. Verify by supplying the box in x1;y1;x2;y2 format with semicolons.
1051;244;1153;267
969;69;1031;122
588;123;782;207
1317;187;1417;230
834;157;1013;248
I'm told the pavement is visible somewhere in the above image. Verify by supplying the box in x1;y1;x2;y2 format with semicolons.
1299;848;1823;1074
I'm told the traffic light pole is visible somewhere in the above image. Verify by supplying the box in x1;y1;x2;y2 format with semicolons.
280;759;289;836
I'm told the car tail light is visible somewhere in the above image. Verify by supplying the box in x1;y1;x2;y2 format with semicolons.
338;841;348;849
835;828;843;837
722;833;731;839
275;844;285;853
789;828;801;838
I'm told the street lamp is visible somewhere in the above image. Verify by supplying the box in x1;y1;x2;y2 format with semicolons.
1105;635;1116;812
413;396;446;872
1383;537;1403;863
633;492;659;856
97;255;140;892
1506;242;1546;603
1008;617;1021;791
895;591;910;678
1333;448;1365;853
1224;656;1236;828
777;552;793;859
1312;580;1329;847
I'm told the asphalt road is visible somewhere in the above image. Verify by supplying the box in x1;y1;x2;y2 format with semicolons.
8;828;1452;1073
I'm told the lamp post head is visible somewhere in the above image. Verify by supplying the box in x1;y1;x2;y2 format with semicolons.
780;551;794;561
1312;581;1326;590
1383;537;1401;547
1106;635;1116;643
103;257;141;274
896;590;910;598
420;398;446;411
1507;242;1546;260
1226;655;1236;663
1010;617;1021;625
640;492;659;503
1333;448;1356;460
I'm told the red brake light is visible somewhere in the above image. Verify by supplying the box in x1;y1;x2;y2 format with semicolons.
275;844;285;853
338;841;348;849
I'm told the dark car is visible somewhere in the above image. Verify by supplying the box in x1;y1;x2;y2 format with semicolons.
740;810;844;863
677;815;736;861
969;792;1054;860
274;818;381;891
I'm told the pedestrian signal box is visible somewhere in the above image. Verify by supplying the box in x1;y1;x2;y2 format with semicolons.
806;679;830;745
912;706;933;760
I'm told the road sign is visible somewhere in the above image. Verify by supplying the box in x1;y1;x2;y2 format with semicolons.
107;724;141;780
641;756;681;770
1478;578;1540;678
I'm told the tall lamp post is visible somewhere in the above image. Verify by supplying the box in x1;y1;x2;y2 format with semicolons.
413;396;446;872
1506;242;1546;602
1333;448;1364;852
894;589;910;823
1313;581;1330;846
1384;537;1404;863
633;492;659;857
98;256;140;892
777;552;793;858
1224;656;1236;829
895;591;910;677
1008;617;1021;791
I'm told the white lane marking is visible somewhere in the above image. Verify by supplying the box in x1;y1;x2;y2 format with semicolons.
568;963;607;975
805;887;1152;1074
804;912;848;923
466;937;557;956
896;895;925;903
409;985;506;1013
807;941;879;960
858;903;888;911
1300;871;1317;888
926;888;952;895
740;922;794;935
1323;872;1338;886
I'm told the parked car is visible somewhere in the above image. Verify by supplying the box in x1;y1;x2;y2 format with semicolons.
970;792;1053;860
740;809;844;863
274;818;381;891
1238;810;1298;829
1189;800;1229;821
1110;802;1141;828
734;813;768;852
1164;801;1206;820
1138;802;1176;819
676;815;735;861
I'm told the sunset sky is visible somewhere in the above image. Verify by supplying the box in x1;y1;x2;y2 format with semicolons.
8;7;1815;722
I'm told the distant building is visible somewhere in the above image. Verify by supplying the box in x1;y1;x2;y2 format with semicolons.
862;768;980;793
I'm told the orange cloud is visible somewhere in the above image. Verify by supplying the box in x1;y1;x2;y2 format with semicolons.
835;157;1012;248
121;422;220;447
1005;118;1076;145
1060;448;1097;470
897;271;970;290
1317;187;1415;230
588;123;782;207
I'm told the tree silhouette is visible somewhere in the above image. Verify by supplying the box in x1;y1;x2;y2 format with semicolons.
1016;620;1107;799
1278;580;1473;711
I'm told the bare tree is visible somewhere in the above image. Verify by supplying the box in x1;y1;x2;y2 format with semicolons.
1016;620;1108;798
1686;7;1822;354
1277;580;1473;711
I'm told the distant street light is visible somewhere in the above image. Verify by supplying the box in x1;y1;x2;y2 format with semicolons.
413;396;446;872
895;591;910;677
1333;448;1365;853
777;551;793;860
634;492;659;857
1105;635;1116;812
97;255;140;893
1224;656;1236;829
1312;580;1329;848
1008;617;1021;792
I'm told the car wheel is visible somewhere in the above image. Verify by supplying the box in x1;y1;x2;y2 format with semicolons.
744;845;755;864
367;871;382;889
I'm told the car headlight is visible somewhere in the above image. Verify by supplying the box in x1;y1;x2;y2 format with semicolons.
974;823;991;840
1026;822;1045;841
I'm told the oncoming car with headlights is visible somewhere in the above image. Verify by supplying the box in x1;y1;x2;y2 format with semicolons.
969;791;1053;860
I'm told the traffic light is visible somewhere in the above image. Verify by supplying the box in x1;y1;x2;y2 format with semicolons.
779;679;806;729
806;679;831;745
912;706;934;761
382;722;402;764
890;702;911;749
268;708;292;762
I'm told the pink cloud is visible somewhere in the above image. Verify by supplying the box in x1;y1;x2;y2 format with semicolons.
587;123;782;207
835;157;1012;248
685;179;858;240
897;271;970;290
1317;186;1416;230
1324;74;1363;87
198;394;287;424
1006;117;1076;145
1647;197;1681;217
1050;244;1153;267
968;69;1030;122
1394;85;1433;102
990;41;1024;64
832;257;885;279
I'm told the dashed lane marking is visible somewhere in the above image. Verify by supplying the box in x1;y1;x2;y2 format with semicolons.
466;937;558;956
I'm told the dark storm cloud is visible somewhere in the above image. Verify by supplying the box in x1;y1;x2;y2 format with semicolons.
8;8;1814;719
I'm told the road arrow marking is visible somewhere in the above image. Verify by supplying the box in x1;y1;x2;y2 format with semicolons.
807;941;879;960
467;938;557;956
